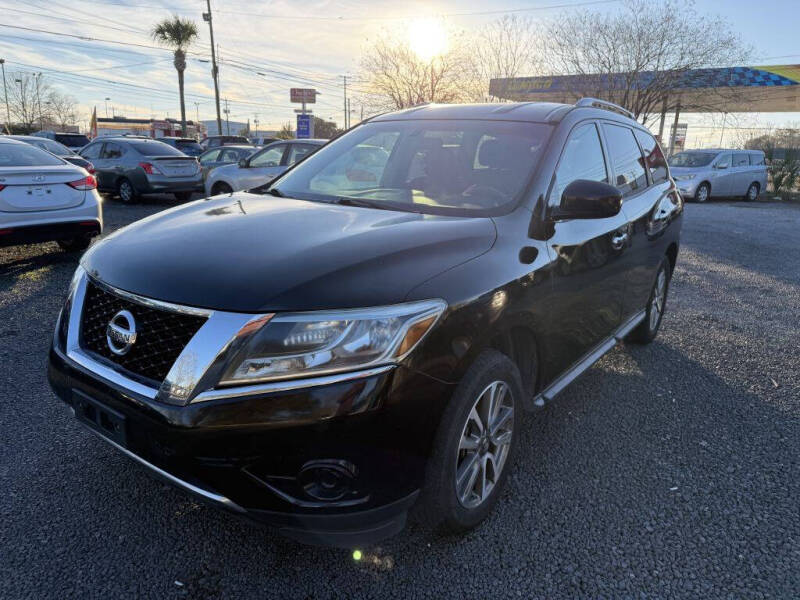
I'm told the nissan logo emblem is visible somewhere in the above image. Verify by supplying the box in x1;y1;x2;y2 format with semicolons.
106;309;137;356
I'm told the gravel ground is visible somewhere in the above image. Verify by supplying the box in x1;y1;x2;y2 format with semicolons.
1;196;798;599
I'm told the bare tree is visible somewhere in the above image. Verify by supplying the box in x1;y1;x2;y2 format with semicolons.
358;30;467;111
46;90;79;130
541;0;750;125
275;122;294;139
462;15;543;102
8;72;50;132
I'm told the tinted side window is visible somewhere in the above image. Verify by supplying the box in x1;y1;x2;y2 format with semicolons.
551;123;608;206
733;153;749;167
200;149;222;164
750;153;765;166
633;129;668;184
603;124;647;197
80;143;102;159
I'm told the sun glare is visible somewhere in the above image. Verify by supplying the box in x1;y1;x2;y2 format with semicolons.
408;18;449;61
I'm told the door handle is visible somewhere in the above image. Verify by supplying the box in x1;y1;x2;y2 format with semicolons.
611;231;629;250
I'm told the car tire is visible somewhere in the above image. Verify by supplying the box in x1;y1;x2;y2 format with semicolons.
57;236;92;252
416;349;524;534
117;178;138;203
628;256;671;345
694;183;710;203
212;182;233;195
174;191;193;202
744;182;759;202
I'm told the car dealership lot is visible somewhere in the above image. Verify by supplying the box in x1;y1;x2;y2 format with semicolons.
1;199;798;598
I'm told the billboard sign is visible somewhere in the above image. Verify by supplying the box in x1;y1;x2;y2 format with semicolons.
296;114;313;139
290;88;317;104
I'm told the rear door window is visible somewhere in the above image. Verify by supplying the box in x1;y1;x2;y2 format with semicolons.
633;129;668;184
602;123;647;197
733;154;749;168
550;122;608;206
750;153;765;166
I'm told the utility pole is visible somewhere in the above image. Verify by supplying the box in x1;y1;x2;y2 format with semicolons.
35;72;43;131
342;75;347;129
223;98;230;135
347;97;351;130
0;59;10;131
253;114;259;137
203;0;223;135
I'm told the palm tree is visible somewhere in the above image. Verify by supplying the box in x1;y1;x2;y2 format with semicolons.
151;16;198;136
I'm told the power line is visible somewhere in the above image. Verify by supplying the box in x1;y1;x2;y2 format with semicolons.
71;0;621;21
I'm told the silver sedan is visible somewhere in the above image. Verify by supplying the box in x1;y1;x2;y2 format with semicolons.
0;137;102;251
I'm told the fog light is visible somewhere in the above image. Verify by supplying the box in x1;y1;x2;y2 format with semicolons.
298;459;358;502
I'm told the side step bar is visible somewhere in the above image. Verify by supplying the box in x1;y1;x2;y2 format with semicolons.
527;310;646;411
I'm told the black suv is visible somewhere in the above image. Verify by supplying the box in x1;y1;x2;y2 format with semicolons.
49;99;682;546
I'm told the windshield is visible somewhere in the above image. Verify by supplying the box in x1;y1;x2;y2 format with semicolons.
668;152;716;167
267;120;552;216
0;142;65;166
175;140;203;154
54;133;90;147
130;141;185;157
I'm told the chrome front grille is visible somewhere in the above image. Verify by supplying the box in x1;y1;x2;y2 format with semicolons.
79;280;207;384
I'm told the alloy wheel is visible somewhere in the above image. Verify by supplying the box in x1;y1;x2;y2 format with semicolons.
120;181;133;203
748;184;758;201
455;380;514;509
696;185;708;203
649;269;667;331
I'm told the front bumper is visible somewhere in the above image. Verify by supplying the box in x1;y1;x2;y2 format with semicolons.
48;341;449;546
675;179;698;198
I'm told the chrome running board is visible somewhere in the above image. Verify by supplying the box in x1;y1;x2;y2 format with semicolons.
528;309;646;411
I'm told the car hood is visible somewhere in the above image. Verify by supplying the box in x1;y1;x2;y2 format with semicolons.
82;193;497;312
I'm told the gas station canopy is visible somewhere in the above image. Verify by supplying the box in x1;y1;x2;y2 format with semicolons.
489;65;800;113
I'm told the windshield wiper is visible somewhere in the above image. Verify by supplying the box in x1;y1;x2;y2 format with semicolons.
266;187;284;197
332;196;392;210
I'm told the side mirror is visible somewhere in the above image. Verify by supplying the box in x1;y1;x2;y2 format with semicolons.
715;162;728;170
555;179;622;220
238;158;248;168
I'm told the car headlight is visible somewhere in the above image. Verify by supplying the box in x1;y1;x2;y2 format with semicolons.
218;299;447;385
673;174;696;181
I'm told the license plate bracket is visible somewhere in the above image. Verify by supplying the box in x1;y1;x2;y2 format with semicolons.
73;390;127;446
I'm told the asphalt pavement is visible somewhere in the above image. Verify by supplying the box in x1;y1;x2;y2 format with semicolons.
1;196;798;599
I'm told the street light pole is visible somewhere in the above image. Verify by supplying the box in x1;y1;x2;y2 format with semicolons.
105;97;110;118
203;0;223;136
0;59;10;131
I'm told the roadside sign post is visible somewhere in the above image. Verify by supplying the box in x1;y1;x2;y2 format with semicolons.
291;88;317;139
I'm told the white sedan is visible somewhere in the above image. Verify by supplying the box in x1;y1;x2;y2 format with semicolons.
0;137;102;251
205;139;325;197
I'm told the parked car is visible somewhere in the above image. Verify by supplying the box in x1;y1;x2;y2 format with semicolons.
78;136;203;202
157;136;204;157
197;145;256;181
250;136;279;147
7;135;95;173
669;149;767;202
0;137;101;251
200;135;252;150
32;130;91;152
48;99;682;547
205;138;325;196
